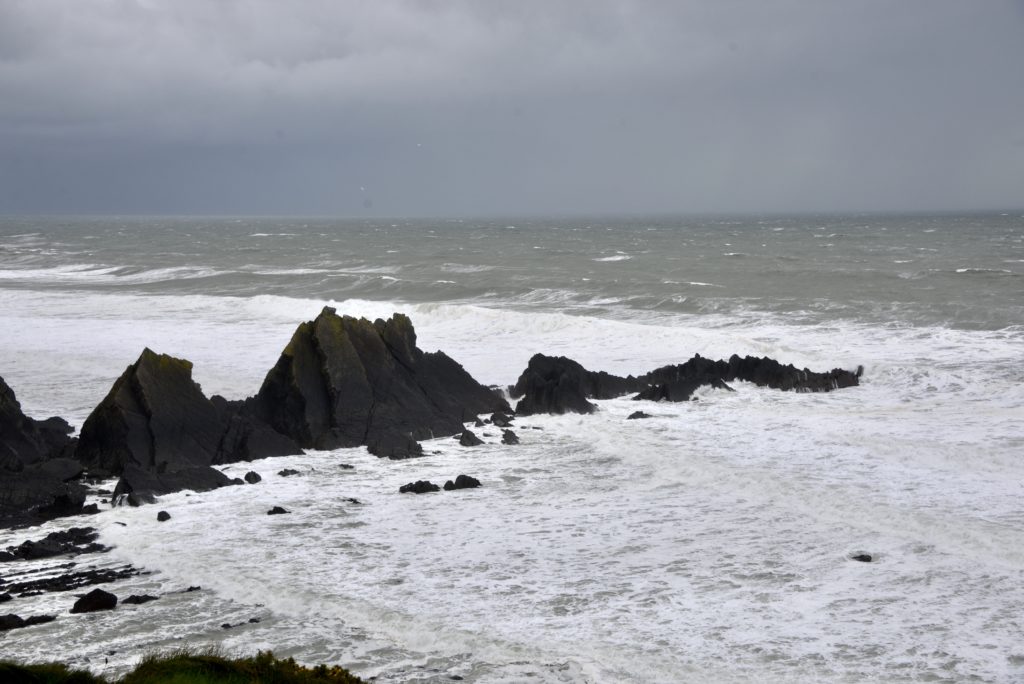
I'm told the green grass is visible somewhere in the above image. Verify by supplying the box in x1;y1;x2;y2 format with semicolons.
0;650;363;684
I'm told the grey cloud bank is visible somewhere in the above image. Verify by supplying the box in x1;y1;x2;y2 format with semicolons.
1;1;1022;216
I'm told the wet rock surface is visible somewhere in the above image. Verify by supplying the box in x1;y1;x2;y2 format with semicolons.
399;480;441;494
69;587;117;613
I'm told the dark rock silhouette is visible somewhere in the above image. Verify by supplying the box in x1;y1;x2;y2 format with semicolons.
367;432;424;460
511;352;862;414
156;510;171;522
70;588;117;613
0;527;106;562
634;376;734;402
253;308;509;451
459;429;484;447
74;349;298;502
627;411;652;419
490;412;513;427
443;474;481;490
0;613;57;631
399;480;440;494
277;468;300;477
0;376;82;525
267;506;288;515
501;429;519;445
123;594;158;605
244;471;262;484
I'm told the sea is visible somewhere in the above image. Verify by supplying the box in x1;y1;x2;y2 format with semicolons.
0;213;1022;683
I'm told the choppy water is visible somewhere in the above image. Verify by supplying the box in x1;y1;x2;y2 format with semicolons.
0;213;1022;682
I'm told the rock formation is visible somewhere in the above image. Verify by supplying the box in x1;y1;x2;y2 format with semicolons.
511;353;862;414
0;376;84;525
253;308;509;451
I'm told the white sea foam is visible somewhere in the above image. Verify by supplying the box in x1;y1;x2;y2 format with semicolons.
1;261;1023;681
593;254;631;262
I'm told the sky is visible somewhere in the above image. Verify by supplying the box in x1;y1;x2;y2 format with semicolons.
0;0;1022;217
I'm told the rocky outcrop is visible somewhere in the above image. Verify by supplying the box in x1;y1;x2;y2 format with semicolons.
459;429;484;447
443;474;481;490
510;354;645;415
634;376;734;402
253;308;509;451
0;613;56;631
501;429;519;445
511;352;863;413
399;480;440;494
0;527;106;562
74;349;300;502
69;588;117;613
0;376;83;525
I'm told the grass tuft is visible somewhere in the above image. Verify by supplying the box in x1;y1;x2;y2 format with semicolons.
0;650;363;684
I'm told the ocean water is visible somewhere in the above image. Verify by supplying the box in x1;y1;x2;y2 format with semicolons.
0;213;1022;683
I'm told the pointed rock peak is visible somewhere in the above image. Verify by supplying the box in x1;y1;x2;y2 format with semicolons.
135;348;194;375
380;313;419;366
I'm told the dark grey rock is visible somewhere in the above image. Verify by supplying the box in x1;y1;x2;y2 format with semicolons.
501;429;519;445
459;430;484;447
69;588;117;613
399;480;440;494
443;475;481;491
156;510;171;522
267;506;289;515
244;471;262;484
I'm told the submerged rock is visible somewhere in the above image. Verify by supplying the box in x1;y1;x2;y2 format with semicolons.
443;474;481;491
267;506;289;515
627;411;652;420
459;429;484;447
0;613;57;631
0;527;106;562
123;594;159;605
70;588;117;614
501;429;519;445
399;480;440;494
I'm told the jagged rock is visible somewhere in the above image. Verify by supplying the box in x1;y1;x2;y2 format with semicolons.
490;412;513;427
0;377;81;524
210;395;303;463
112;463;235;501
0;375;75;467
267;506;289;515
510;353;862;414
367;433;424;460
634;376;734;402
123;594;158;605
511;355;638;415
0;593;11;603
459;430;484;447
1;527;106;562
0;613;57;631
627;411;652;419
501;429;519;445
474;418;485;427
69;588;117;613
253;308;509;451
851;553;873;563
75;349;226;475
156;510;171;522
443;475;481;491
244;471;262;484
399;480;440;494
74;349;299;502
277;469;300;477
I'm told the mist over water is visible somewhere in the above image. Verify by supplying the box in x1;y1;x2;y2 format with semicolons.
1;213;1022;683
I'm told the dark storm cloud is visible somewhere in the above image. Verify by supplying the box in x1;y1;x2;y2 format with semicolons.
1;0;1022;215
